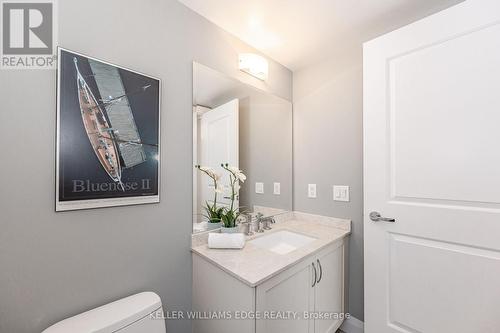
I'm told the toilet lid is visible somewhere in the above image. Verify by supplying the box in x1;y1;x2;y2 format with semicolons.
42;292;162;333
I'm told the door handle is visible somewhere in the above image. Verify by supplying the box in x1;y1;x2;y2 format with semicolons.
369;211;396;223
316;259;323;283
311;262;317;287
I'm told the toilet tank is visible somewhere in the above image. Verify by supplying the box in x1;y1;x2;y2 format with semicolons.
42;292;166;333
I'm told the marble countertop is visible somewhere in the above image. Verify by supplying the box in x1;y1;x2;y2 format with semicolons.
191;215;351;287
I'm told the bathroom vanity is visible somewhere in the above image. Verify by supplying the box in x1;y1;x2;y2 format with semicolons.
192;213;350;333
191;62;349;332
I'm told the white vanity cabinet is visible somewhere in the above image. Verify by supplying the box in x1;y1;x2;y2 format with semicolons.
255;254;315;333
192;238;346;333
256;240;345;333
312;242;345;333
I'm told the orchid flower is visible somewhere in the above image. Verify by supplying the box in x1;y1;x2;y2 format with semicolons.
195;165;224;223
219;163;248;228
227;166;247;183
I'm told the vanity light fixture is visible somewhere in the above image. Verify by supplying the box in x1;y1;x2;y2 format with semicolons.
239;53;269;81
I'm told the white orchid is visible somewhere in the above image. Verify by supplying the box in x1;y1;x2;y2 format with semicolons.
226;165;246;183
237;172;246;182
195;165;224;223
218;163;248;228
198;166;218;179
227;166;240;173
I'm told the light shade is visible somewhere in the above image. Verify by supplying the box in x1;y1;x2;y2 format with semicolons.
239;53;269;81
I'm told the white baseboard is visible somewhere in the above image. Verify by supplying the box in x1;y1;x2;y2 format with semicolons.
341;316;364;333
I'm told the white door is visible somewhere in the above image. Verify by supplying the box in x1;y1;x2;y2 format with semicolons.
199;99;239;208
364;1;500;332
314;243;344;333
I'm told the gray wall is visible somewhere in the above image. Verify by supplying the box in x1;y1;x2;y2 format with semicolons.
239;97;293;212
0;1;292;332
293;50;364;320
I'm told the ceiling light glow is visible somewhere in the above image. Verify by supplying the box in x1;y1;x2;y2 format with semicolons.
239;53;269;81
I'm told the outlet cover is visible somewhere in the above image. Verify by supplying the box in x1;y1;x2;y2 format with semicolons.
308;184;317;198
255;182;264;194
333;185;350;202
273;182;281;195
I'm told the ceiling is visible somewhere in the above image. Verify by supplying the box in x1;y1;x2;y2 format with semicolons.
178;0;464;70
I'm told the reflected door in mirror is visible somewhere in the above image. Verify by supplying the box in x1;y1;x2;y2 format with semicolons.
196;100;239;222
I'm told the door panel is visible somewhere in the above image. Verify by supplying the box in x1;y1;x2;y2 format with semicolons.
388;233;500;333
314;243;344;333
199;99;239;207
389;23;500;203
364;1;500;332
256;259;314;333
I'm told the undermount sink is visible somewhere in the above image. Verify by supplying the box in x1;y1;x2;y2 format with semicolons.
249;230;316;255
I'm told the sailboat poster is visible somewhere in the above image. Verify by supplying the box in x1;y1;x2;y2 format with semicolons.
56;48;160;211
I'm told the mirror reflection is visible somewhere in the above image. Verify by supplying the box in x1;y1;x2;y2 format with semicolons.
192;62;292;233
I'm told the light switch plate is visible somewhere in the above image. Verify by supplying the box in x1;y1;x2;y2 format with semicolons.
308;184;317;198
273;182;280;195
255;182;264;194
333;185;350;202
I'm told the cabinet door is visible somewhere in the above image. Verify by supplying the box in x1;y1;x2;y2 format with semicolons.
314;241;345;333
193;254;255;333
256;258;314;333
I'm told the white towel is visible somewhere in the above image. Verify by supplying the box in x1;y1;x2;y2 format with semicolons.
208;233;246;249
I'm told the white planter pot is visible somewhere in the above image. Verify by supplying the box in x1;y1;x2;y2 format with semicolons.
220;226;240;234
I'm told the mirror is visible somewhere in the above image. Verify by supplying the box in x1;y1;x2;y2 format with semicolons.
192;62;292;233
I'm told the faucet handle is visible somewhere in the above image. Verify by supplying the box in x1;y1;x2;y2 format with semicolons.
242;220;254;236
257;219;265;233
263;218;272;230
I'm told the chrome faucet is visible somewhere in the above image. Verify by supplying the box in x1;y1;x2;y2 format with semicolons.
256;213;265;233
255;213;275;232
242;213;254;236
262;216;276;230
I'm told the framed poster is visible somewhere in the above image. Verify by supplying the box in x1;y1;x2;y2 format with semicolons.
56;48;161;211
